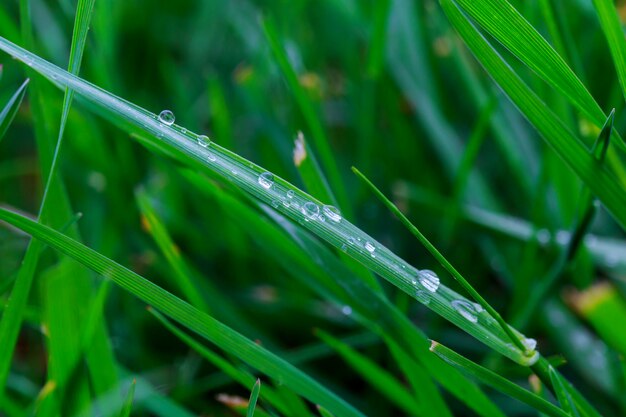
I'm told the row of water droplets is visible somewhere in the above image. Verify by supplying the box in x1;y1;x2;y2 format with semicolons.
150;109;536;364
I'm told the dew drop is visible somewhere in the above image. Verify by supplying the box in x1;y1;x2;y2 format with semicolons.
207;153;217;162
418;270;440;293
341;243;348;252
271;200;280;208
258;172;274;189
181;128;187;134
347;237;356;245
451;299;480;323
158;110;175;126
322;205;342;222
318;215;326;222
536;229;550;245
364;241;376;256
302;202;320;220
197;135;210;148
523;337;537;351
287;190;295;199
341;305;353;316
281;199;291;208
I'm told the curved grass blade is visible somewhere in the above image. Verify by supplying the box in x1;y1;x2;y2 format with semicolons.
430;341;570;417
592;0;626;102
0;37;538;366
0;78;29;143
247;379;261;417
439;0;626;231
0;208;366;417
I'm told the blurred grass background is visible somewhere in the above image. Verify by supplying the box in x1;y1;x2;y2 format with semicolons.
1;0;626;416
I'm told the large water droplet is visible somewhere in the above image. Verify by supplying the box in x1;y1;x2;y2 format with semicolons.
322;205;342;222
158;110;175;125
302;202;320;220
197;135;210;148
451;299;480;323
364;241;376;256
418;270;440;292
258;172;274;189
523;337;537;351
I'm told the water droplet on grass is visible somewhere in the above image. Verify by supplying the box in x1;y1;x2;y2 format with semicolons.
287;190;295;199
451;299;480;323
323;205;342;222
258;172;274;189
158;110;175;125
207;153;216;162
364;241;376;256
418;270;440;292
341;305;353;315
197;135;210;148
347;237;356;245
523;337;537;351
302;202;320;220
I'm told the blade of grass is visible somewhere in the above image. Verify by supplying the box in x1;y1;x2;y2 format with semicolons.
0;208;366;417
592;0;626;102
247;379;261;417
0;79;29;143
118;379;136;417
548;365;580;417
0;38;541;366
352;166;531;355
439;0;626;231
430;341;570;417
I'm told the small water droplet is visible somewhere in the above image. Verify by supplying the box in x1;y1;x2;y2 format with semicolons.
318;215;326;222
281;199;291;208
207;153;216;162
258;172;274;189
536;229;550;245
271;200;280;208
341;243;348;252
341;305;353;316
364;241;376;256
158;110;175;126
418;270;440;292
556;230;570;245
302;202;320;220
347;237;356;245
287;190;295;199
197;135;210;148
451;299;480;323
181;128;187;134
322;205;342;222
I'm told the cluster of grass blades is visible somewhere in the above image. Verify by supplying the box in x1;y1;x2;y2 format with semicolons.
1;0;625;416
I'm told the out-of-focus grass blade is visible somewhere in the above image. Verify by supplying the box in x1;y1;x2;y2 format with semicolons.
135;188;210;312
0;208;366;417
439;0;626;231
247;379;261;417
261;16;349;215
0;79;29;143
293;131;335;208
452;0;625;153
317;405;336;417
569;283;626;356
148;308;292;416
118;379;136;417
430;342;569;417
315;328;424;416
592;0;626;102
548;365;580;417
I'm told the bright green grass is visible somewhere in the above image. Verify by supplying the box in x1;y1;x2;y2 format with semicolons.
0;0;625;416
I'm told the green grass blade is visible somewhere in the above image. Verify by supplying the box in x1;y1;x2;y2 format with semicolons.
118;379;136;417
548;365;580;417
0;37;539;366
439;0;626;231
592;0;626;102
430;341;570;417
352;166;532;355
0;78;29;143
452;0;624;152
247;379;261;417
0;208;366;417
293;131;336;209
315;328;423;416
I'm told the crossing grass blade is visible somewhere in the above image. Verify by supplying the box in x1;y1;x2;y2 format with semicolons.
118;379;136;417
247;379;261;417
0;78;28;143
0;207;366;417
